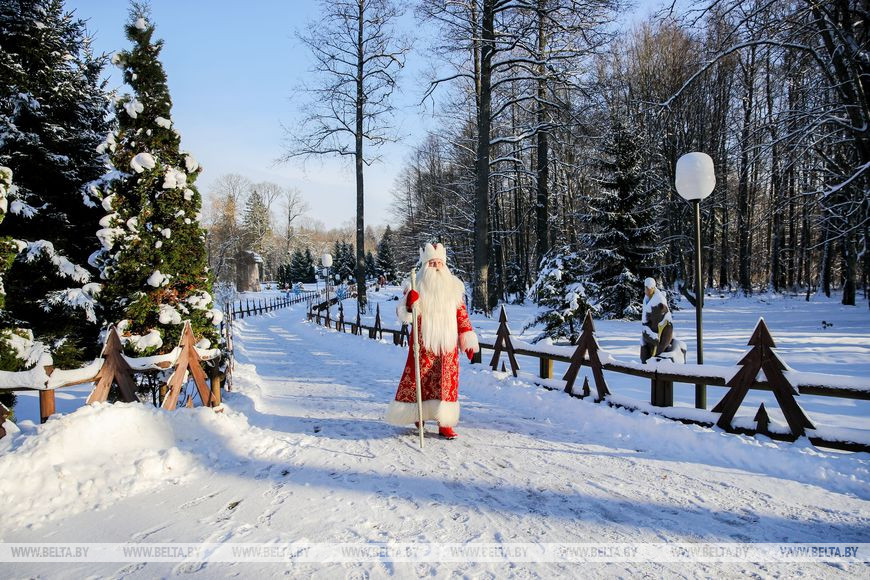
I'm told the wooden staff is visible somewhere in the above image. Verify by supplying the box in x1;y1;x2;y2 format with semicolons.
411;268;424;449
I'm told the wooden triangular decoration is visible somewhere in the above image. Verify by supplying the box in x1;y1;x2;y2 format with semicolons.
161;322;215;411
561;312;610;401
87;326;137;404
715;319;813;437
748;318;776;347
488;305;519;377
354;309;362;335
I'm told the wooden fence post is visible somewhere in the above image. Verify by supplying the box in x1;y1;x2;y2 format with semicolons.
369;304;382;339
39;390;55;423
713;318;814;437
562;312;610;401
539;357;553;379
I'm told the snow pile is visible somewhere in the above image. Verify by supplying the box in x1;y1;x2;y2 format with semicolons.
155;116;171;129
133;17;147;30
158;303;182;325
123;99;143;119
0;403;193;529
184;154;199;173
129;152;155;173
147;269;168;287
162;167;186;189
0;397;298;530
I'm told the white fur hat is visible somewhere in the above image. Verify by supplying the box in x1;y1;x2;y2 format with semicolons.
420;242;447;264
644;277;657;289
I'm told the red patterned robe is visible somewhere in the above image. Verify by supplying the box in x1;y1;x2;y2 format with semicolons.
385;300;476;428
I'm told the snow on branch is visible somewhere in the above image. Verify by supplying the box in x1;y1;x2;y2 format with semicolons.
19;240;91;283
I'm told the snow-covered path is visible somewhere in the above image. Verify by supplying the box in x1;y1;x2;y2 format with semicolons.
3;303;869;577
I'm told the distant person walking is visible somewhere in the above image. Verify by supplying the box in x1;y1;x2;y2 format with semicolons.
640;277;673;363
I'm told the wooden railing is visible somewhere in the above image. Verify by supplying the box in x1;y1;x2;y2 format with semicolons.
307;302;870;453
0;321;224;430
0;286;328;438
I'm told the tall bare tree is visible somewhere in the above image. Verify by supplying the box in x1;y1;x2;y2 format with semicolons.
283;0;409;310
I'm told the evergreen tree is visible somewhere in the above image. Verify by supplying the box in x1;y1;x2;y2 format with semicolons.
582;115;659;320
0;0;112;365
365;250;377;279
529;248;597;345
376;225;398;283
288;248;304;283
331;240;343;282
94;5;218;355
302;248;316;283
0;167;27;412
241;189;270;255
338;241;355;282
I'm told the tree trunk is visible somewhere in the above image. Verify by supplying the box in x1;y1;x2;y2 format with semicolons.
842;232;857;306
535;0;549;268
472;0;494;314
737;47;756;294
355;0;367;311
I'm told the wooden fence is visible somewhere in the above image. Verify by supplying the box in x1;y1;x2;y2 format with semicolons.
307;301;870;453
0;321;224;430
0;289;328;437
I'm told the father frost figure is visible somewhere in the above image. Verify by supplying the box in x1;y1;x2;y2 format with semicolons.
385;243;479;439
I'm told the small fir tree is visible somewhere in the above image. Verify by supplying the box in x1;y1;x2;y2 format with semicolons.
94;5;218;355
582;114;659;320
365;250;377;279
376;225;398;283
0;0;112;365
529;248;597;345
302;248;316;283
338;241;355;282
241;189;271;256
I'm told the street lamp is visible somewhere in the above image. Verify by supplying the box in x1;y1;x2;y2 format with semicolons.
322;253;333;311
675;152;716;409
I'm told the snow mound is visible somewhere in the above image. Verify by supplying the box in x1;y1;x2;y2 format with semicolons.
0;400;287;532
0;404;194;529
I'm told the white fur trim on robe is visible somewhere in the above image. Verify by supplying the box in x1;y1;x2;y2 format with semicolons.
459;330;479;353
385;399;460;427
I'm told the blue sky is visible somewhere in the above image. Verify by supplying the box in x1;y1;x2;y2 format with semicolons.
65;0;662;229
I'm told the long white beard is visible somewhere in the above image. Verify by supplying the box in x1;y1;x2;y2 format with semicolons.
416;265;465;355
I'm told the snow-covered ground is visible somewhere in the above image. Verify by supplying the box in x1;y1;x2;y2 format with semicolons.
2;294;869;577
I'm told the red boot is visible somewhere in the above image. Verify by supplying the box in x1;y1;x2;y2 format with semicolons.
438;425;458;440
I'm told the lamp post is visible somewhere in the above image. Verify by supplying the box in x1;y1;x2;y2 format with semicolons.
322;252;333;312
675;152;716;409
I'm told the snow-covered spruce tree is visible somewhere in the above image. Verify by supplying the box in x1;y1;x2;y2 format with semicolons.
0;167;23;412
338;242;356;283
376;225;398;283
365;250;377;279
302;248;316;283
529;248;597;345
582;115;659;320
94;6;219;355
0;0;111;366
241;189;270;256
